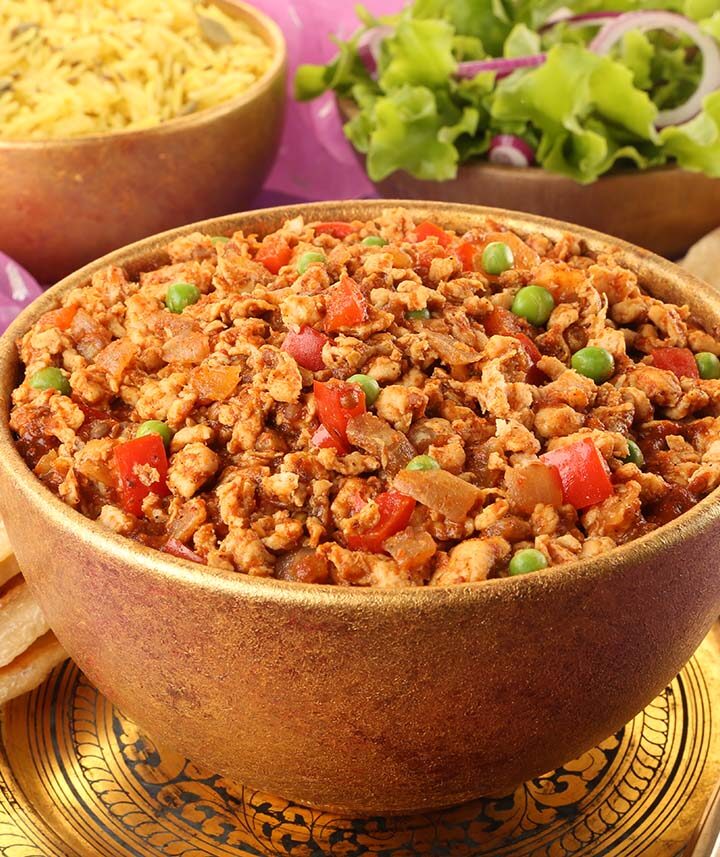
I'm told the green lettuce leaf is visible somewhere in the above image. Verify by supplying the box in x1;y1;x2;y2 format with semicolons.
660;90;720;176
346;85;478;181
504;23;542;58
491;45;659;181
378;19;457;90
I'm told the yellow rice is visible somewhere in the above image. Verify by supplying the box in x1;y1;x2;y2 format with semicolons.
0;0;274;141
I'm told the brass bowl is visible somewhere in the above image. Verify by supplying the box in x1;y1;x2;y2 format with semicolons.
337;100;720;259
1;201;720;815
0;1;286;285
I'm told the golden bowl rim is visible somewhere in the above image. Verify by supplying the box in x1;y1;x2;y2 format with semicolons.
1;198;720;606
0;0;287;151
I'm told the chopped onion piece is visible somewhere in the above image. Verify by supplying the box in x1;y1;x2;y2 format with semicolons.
489;134;536;167
393;469;482;522
589;11;720;128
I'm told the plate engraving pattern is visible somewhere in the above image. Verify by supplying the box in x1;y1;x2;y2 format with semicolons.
0;630;718;857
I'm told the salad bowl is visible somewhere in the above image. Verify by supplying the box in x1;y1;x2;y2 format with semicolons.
1;201;720;814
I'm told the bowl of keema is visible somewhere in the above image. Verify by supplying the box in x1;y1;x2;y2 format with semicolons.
0;200;719;814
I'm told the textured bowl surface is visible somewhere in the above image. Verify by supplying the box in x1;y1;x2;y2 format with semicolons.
0;0;286;285
1;201;720;815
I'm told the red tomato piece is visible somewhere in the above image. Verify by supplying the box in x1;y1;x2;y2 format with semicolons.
282;325;329;372
541;438;613;510
484;308;544;380
346;491;417;553
313;379;366;454
455;241;477;272
38;305;79;331
314;221;355;239
311;424;339;451
256;236;292;274
414;221;453;247
114;434;170;517
325;276;368;332
651;347;699;379
162;538;206;564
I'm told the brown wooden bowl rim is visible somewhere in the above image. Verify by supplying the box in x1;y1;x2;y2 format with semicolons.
1;199;719;606
0;0;287;151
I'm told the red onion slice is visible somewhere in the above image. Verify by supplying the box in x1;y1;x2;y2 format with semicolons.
357;25;393;75
489;134;535;166
589;11;720;128
540;11;621;32
456;53;546;80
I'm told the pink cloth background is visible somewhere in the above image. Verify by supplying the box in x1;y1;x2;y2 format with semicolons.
254;0;403;203
0;1;402;331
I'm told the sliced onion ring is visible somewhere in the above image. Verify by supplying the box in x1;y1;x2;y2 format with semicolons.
357;25;393;75
489;134;536;166
589;11;720;128
456;53;546;80
540;11;621;32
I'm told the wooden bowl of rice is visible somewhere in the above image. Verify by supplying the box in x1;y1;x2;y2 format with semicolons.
0;0;286;284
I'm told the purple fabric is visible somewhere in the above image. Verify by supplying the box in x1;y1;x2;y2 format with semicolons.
252;0;403;202
0;253;43;334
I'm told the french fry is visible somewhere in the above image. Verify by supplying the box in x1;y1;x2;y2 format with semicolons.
0;577;50;669
0;632;67;706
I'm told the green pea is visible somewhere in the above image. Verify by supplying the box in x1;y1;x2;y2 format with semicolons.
511;285;555;327
481;241;514;275
212;235;230;245
348;373;380;406
509;548;548;576
406;455;440;471
406;308;431;320
28;367;71;396
624;439;644;469
571;346;615;384
136;420;173;449
166;282;201;314
361;235;388;247
695;351;720;380
297;252;326;274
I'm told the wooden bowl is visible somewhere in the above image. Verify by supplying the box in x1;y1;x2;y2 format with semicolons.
0;1;286;285
337;100;720;259
1;201;719;815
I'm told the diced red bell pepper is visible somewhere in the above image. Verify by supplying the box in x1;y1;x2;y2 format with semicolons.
311;425;337;450
314;221;355;239
346;490;417;553
541;437;613;510
282;325;329;372
38;305;79;331
162;538;206;564
414;221;453;247
325;276;368;332
256;235;292;275
113;434;170;517
455;241;477;272
651;347;699;379
484;308;544;380
313;379;366;454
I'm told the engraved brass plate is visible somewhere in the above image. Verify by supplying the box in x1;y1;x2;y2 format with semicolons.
1;626;718;857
